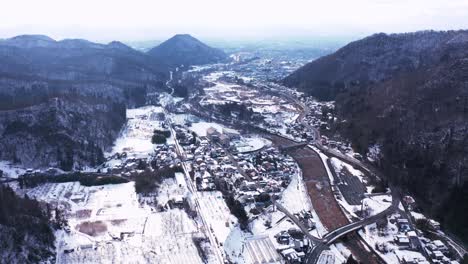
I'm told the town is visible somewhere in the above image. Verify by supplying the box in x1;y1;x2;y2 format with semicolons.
0;49;466;264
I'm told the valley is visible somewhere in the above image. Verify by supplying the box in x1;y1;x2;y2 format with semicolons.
0;31;467;264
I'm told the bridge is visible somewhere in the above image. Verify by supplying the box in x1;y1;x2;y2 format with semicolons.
273;188;399;262
305;190;400;264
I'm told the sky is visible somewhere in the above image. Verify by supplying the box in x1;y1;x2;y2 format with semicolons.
1;0;468;42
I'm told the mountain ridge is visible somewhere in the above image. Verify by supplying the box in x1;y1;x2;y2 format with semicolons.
0;34;170;169
283;29;468;242
283;29;468;100
147;34;227;66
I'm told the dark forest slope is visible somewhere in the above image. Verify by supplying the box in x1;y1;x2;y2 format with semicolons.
284;30;468;241
0;185;55;263
0;35;169;169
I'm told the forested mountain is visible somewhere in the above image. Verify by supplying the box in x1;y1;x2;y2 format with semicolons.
284;30;468;100
147;34;227;66
284;30;468;241
0;35;169;169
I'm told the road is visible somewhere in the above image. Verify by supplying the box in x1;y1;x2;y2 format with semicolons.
435;230;468;258
305;189;400;264
215;142;253;181
188;93;386;263
274;201;322;244
180;72;468;263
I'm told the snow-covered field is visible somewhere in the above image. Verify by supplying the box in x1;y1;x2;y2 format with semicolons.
197;191;237;245
107;106;166;160
22;181;205;264
157;174;188;205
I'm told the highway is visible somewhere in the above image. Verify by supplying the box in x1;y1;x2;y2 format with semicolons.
187;89;388;263
305;190;400;264
179;74;468;263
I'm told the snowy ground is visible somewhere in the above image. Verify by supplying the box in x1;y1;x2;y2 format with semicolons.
329;157;365;184
233;136;271;153
156;173;188;205
22;181;205;264
189;122;231;137
197;191;238;246
0;160;27;178
359;214;427;263
222;167;344;263
107;106;166;160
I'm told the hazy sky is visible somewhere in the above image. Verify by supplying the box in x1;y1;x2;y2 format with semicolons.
1;0;468;42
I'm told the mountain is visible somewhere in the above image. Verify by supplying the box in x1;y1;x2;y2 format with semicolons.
284;30;468;242
0;34;56;48
0;97;126;170
147;34;227;66
283;30;468;100
0;35;168;89
0;35;169;170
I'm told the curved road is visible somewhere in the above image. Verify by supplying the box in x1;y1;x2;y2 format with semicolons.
306;191;400;263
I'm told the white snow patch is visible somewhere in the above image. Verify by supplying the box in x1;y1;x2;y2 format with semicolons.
107;106;166;159
0;160;26;178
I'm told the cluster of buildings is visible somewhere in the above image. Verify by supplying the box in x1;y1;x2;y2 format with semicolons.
285;123;314;141
227;52;308;82
274;220;314;263
235;147;297;214
372;197;461;264
401;198;460;264
149;144;180;170
300;97;335;131
176;125;298;218
173;125;196;146
423;240;456;264
206;126;240;148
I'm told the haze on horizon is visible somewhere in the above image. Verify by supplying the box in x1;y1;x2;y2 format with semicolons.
1;0;468;43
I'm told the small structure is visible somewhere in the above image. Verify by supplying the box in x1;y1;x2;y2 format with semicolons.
433;240;448;252
428;219;441;230
397;219;411;232
403;195;416;209
406;231;421;250
394;235;410;248
206;127;221;141
219;134;231;147
223;128;241;140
